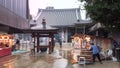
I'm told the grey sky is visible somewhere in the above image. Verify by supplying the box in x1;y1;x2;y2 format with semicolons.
29;0;80;16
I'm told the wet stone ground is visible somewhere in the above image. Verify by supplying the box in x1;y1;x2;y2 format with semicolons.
0;45;119;68
0;49;70;68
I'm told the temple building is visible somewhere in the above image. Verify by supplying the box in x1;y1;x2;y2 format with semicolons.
31;7;92;43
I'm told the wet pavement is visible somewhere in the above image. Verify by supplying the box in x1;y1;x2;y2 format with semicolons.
0;44;119;68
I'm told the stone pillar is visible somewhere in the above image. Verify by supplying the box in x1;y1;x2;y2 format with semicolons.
96;31;98;36
65;28;68;43
83;25;86;34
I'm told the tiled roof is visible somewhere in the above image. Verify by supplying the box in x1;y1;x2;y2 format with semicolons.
31;25;58;30
35;8;90;27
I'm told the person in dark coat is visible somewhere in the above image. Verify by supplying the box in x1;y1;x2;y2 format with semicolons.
112;40;119;57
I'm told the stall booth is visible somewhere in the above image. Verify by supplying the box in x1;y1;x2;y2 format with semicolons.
71;33;92;63
71;33;113;63
0;34;14;57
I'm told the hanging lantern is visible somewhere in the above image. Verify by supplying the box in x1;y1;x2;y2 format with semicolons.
85;36;90;42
